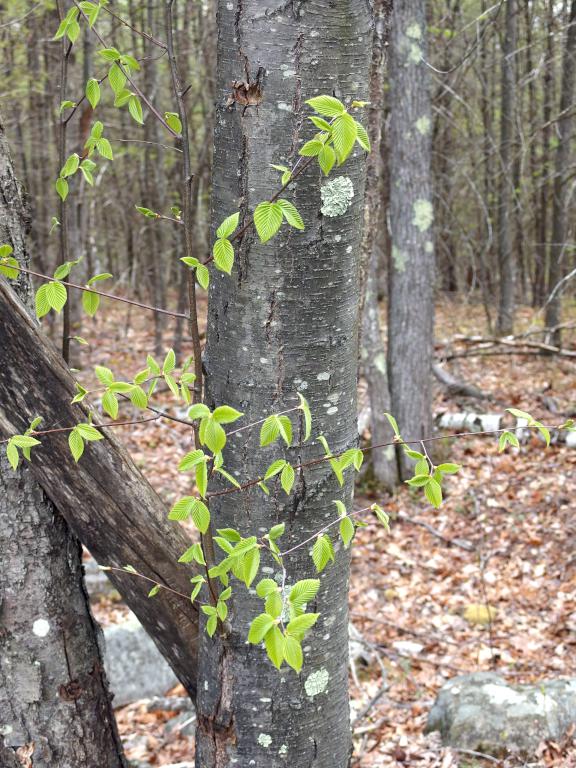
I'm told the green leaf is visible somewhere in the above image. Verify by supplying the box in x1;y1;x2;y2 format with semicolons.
248;613;276;644
498;430;519;452
213;238;234;274
277;415;292;446
61;153;80;178
10;435;41;449
297;394;312;440
355;121;370;151
406;473;430;488
162;348;176;375
196;263;210;290
280;463;295;494
188;403;211;420
179;542;207;565
332;113;358;163
165;111;182;133
128;95;144;124
283;634;303;673
339;516;355;548
34;285;51;318
308;115;332;131
277;199;304;230
264;459;286;480
286;612;319;641
108;63;126;95
0;256;20;280
506;408;533;421
203;418;226;454
128;385;148;409
306;95;345;117
86;78;100;109
216;212;240;239
46;281;67;313
264;625;284;669
6;442;19;471
168;496;195;521
289;579;320;605
136;206;158;218
312;534;334;573
243;547;260;588
191;499;210;534
254;202;283;243
69;429;84;462
299;139;324;157
55;177;69;201
372;503;390;530
436;463;461;475
217;528;242;542
95;366;114;386
265;590;283;618
212;405;243;424
256;578;278;598
82;289;100;316
102;390;119;419
148;584;160;597
97;138;113;160
76;423;103;441
384;412;401;438
260;415;280;446
268;523;285;541
425;478;443;508
216;599;228;621
178;449;206;472
318;144;336;176
206;614;218;637
98;47;121;62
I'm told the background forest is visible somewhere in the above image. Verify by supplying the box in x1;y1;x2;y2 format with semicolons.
1;0;576;766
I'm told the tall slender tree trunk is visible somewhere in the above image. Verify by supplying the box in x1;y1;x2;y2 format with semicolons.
0;117;124;768
360;0;398;490
387;0;435;479
496;0;517;335
545;0;576;345
197;2;372;765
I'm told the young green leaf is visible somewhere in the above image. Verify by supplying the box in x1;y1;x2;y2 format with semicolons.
68;429;84;462
216;212;240;239
128;94;144;124
264;625;284;669
306;95;345;117
248;614;276;644
277;199;305;230
212;406;243;424
254;202;283;243
86;78;100;109
213;238;234;274
312;534;334;573
283;634;303;673
280;463;295;494
289;579;320;605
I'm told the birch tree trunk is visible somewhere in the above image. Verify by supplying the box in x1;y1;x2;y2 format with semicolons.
196;2;373;765
0;117;124;768
387;0;435;479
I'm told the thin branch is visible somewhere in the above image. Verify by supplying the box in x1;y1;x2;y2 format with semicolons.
13;265;189;319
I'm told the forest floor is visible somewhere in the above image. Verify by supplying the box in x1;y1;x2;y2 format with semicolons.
81;296;576;768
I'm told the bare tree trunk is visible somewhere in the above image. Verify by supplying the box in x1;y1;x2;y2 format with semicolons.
196;2;372;765
0;117;124;768
360;0;398;489
545;0;576;345
388;0;435;479
496;0;517;335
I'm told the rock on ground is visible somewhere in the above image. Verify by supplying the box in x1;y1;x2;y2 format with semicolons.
426;672;576;757
102;613;179;707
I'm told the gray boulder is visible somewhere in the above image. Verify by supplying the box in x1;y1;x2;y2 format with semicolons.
426;672;576;757
102;614;179;707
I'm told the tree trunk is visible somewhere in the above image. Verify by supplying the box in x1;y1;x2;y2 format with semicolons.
196;2;372;765
387;0;435;479
545;0;576;345
360;0;398;489
496;0;517;335
0;279;201;698
0;117;124;768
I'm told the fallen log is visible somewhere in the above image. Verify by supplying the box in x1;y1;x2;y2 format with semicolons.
0;278;199;698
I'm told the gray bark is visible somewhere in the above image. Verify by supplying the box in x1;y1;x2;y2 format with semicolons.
545;0;576;345
387;0;435;479
197;2;373;766
0;279;201;698
496;0;517;335
360;0;398;490
0;117;124;767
